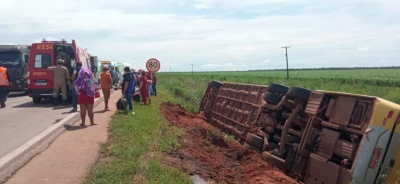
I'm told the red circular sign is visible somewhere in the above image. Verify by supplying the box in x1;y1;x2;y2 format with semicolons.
146;58;160;72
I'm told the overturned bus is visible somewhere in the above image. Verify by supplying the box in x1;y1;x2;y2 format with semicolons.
0;45;30;92
200;81;400;184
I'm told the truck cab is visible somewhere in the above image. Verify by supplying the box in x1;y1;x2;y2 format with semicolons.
0;45;30;92
27;39;91;103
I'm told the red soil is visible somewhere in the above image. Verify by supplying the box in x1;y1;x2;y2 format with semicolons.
160;102;300;184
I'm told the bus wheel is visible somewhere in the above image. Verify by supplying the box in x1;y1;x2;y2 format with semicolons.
32;97;41;104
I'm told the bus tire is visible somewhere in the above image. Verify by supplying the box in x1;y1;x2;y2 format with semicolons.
286;86;311;102
263;92;282;105
243;142;261;152
245;133;264;148
267;83;289;95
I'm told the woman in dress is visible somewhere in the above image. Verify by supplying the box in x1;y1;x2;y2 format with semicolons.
139;70;148;105
74;68;99;126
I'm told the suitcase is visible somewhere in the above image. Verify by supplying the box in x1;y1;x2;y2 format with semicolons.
116;98;127;111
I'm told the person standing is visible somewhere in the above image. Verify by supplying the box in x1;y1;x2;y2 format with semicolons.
121;66;135;114
152;72;157;96
113;67;120;89
70;61;82;112
48;59;69;106
0;61;12;108
147;71;153;96
100;65;112;111
139;70;148;105
146;71;152;104
74;68;99;126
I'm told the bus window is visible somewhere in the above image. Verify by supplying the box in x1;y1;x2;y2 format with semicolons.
34;54;51;68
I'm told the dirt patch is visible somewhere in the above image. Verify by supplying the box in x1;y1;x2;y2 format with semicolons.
160;102;300;184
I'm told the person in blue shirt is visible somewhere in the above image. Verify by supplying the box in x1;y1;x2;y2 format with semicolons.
70;61;82;112
121;66;136;115
112;67;120;89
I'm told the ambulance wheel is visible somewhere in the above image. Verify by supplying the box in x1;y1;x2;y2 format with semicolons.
32;97;41;104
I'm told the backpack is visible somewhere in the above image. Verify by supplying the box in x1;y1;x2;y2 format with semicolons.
132;92;141;102
116;98;127;111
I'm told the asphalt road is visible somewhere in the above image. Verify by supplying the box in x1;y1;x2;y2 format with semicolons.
0;93;75;158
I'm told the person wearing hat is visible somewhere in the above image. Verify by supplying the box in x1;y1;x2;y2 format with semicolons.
70;61;83;112
99;65;112;111
48;59;69;105
0;61;12;108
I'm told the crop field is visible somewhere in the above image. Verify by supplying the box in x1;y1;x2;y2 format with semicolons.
157;68;400;113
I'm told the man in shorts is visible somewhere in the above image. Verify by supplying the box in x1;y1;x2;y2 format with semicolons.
100;65;112;111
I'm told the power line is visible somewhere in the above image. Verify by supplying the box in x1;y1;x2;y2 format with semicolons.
282;46;290;79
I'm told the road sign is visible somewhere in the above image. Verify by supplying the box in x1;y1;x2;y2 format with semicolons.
146;58;161;72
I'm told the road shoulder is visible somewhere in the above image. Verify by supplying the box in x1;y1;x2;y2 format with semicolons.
5;91;120;184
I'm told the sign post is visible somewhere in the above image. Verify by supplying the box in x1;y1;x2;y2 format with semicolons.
146;58;161;73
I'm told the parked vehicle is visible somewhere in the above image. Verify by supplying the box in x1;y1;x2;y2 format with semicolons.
90;56;101;81
0;45;30;92
200;81;400;184
27;39;91;103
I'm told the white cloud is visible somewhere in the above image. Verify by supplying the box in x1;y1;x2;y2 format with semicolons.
0;0;399;71
356;47;370;51
194;4;211;9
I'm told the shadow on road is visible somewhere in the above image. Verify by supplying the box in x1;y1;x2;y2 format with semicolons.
93;110;107;114
12;101;54;108
53;106;71;110
61;110;76;114
63;124;87;131
12;98;74;109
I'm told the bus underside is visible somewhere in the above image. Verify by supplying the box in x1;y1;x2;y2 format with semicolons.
199;81;391;184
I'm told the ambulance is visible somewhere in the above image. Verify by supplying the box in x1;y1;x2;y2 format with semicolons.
27;39;91;103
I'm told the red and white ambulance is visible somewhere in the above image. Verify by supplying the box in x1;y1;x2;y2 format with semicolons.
27;39;91;103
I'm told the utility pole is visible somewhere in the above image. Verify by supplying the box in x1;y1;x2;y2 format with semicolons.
282;46;291;79
191;64;193;75
170;67;171;72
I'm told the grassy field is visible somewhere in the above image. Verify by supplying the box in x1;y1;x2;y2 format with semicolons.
157;68;400;114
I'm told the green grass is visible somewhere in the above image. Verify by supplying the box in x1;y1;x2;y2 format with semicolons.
84;93;191;184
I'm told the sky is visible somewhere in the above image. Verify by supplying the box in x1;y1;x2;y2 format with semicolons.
0;0;399;72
